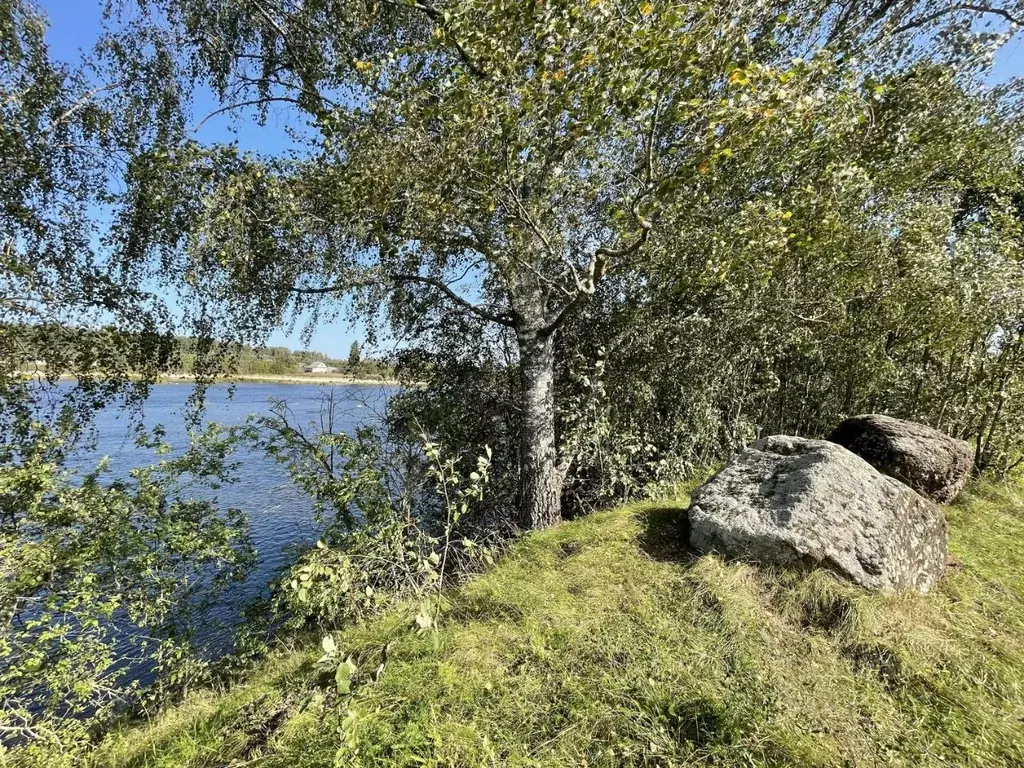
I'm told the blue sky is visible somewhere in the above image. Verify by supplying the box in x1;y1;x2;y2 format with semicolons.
995;34;1024;81
38;0;368;358
35;1;1024;356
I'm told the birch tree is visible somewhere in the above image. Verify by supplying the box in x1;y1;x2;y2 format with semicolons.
111;0;1024;527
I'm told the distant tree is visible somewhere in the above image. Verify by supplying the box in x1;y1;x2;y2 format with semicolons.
348;340;362;368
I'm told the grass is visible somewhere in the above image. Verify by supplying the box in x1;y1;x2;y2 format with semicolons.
88;480;1024;767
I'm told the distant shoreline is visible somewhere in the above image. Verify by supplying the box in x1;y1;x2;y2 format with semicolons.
161;372;402;386
26;372;403;387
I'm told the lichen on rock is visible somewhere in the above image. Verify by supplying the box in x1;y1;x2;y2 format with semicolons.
687;435;948;592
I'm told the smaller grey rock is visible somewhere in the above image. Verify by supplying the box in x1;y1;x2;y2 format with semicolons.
688;436;948;592
829;414;973;503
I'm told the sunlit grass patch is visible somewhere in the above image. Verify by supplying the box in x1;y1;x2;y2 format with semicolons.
90;481;1024;768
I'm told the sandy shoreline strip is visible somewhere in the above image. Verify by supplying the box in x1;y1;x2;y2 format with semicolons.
162;373;402;386
32;372;403;386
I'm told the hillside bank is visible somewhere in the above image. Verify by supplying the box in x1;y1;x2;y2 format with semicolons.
88;481;1024;768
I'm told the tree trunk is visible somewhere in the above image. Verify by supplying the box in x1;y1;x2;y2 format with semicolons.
517;327;562;529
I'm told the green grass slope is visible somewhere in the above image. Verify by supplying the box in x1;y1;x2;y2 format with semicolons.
93;482;1024;767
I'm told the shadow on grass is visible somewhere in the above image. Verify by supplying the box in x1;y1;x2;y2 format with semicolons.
97;653;317;768
635;505;693;562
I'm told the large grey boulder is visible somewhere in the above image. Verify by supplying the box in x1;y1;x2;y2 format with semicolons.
687;436;948;592
828;414;973;503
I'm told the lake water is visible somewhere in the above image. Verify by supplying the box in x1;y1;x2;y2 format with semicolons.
80;381;398;654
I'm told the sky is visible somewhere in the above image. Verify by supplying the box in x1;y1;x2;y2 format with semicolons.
33;0;1024;356
36;0;369;358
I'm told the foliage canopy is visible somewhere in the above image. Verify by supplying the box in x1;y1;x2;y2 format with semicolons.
96;0;1024;527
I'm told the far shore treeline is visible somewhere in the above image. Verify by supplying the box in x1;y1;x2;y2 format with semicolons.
2;325;390;379
172;336;389;378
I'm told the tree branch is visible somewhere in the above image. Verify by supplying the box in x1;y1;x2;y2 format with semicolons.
594;221;652;261
539;210;653;337
250;1;330;117
384;0;489;79
45;81;125;134
890;3;1024;36
290;273;516;327
539;290;587;338
395;273;516;326
825;0;899;45
193;96;305;132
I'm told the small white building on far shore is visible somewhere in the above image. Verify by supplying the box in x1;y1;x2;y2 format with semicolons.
302;360;337;374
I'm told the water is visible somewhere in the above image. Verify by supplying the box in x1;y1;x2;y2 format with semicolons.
80;381;398;653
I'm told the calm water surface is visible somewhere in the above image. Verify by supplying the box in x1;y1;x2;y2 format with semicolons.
80;382;397;653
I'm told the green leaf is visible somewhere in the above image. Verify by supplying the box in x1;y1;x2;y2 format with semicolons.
336;657;357;694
